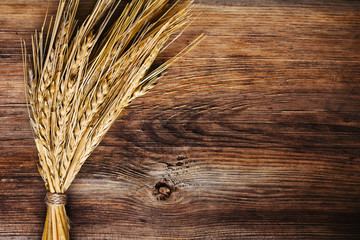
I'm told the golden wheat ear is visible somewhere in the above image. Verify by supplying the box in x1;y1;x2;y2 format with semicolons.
23;0;203;239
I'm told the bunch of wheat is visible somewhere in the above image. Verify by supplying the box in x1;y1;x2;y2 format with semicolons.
22;0;202;239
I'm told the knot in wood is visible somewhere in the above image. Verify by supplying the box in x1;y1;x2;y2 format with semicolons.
154;181;172;200
45;192;67;206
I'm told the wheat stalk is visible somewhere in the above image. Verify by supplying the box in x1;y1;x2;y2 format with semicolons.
22;0;203;239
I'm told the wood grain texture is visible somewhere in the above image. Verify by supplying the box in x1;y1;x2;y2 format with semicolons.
1;0;360;239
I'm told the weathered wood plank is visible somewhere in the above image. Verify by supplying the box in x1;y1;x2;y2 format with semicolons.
0;0;360;239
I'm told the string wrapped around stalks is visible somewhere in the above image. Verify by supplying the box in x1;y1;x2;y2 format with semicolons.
22;0;203;239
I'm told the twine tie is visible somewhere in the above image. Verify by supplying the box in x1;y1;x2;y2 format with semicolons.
45;192;67;206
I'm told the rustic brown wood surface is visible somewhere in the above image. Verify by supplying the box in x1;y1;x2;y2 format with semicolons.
1;0;360;239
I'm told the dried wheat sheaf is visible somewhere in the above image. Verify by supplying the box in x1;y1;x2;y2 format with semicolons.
22;0;203;239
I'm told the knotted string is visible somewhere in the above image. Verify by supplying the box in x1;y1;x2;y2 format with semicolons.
45;192;67;206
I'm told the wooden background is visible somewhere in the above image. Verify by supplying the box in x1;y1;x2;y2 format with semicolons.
1;0;360;239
